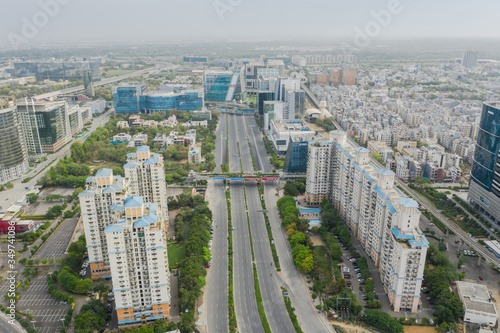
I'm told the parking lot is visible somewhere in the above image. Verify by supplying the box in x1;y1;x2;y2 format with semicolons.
32;216;79;260
0;274;70;333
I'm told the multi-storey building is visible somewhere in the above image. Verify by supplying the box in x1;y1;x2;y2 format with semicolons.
469;102;500;224
78;169;129;279
105;196;170;325
203;68;245;102
307;130;428;312
462;51;478;69
305;141;333;205
0;97;29;182
13;60;101;80
124;146;168;228
17;98;72;155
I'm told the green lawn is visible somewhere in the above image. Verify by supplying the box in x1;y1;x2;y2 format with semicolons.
313;246;333;285
167;243;186;269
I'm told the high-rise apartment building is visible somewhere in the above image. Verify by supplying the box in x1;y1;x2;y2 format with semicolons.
17;98;72;155
305;141;334;205
462;51;478;69
124;146;168;227
105;196;170;325
79;169;129;279
307;130;428;312
469;102;500;224
0;97;29;182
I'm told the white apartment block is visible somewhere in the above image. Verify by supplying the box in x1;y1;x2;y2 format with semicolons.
307;130;428;313
124;146;168;228
305;141;333;205
105;196;170;325
78;169;129;279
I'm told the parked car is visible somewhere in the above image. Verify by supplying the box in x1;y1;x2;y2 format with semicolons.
479;276;484;280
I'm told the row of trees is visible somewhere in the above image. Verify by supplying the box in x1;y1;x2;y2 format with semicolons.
175;199;213;333
277;196;314;274
424;242;463;328
39;157;91;188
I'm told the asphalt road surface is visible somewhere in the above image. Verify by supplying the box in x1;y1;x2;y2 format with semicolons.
32;216;79;260
206;181;229;333
231;182;264;333
228;114;241;173
214;113;228;173
246;183;295;333
245;116;273;173
235;116;254;174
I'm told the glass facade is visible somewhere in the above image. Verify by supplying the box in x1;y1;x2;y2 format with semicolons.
258;91;275;115
36;104;69;147
284;139;309;173
139;92;202;113
113;84;146;114
204;73;232;101
471;102;500;194
0;101;28;181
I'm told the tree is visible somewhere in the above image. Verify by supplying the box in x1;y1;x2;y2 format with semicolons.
26;193;38;203
290;232;306;248
292;245;314;274
284;182;299;196
75;279;92;294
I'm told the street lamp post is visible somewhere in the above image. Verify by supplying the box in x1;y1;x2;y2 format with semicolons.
61;318;66;328
30;321;36;330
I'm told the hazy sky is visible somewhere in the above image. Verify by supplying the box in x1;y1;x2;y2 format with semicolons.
2;0;500;47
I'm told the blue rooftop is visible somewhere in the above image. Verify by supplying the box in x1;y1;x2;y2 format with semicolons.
126;153;137;158
299;208;321;214
78;190;94;198
103;183;124;194
137;145;150;152
373;186;388;198
123;163;137;168
391;228;414;240
398;198;419;208
133;213;158;228
104;225;124;233
355;147;370;153
95;168;113;177
124;196;143;208
386;200;396;214
363;172;375;183
144;154;160;165
111;204;124;212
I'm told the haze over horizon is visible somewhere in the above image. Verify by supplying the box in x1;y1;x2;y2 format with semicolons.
1;0;500;48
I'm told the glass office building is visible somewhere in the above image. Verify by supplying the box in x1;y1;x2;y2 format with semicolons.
0;98;29;182
284;137;309;174
113;83;146;114
17;99;72;155
139;91;203;113
203;68;244;102
469;101;500;224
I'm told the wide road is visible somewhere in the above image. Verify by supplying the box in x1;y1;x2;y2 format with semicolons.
0;109;112;208
246;183;295;333
214;113;227;173
228;114;241;173
231;182;264;333
236;116;253;174
246;116;273;173
264;182;335;333
206;181;229;333
0;316;22;333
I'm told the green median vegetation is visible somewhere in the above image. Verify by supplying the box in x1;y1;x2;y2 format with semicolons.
282;287;304;333
253;263;272;333
226;187;238;332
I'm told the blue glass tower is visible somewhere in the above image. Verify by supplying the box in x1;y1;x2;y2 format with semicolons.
469;102;500;224
284;137;309;174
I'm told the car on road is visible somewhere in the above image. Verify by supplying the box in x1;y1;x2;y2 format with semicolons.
343;275;351;279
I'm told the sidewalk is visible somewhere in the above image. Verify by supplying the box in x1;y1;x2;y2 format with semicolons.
0;311;27;333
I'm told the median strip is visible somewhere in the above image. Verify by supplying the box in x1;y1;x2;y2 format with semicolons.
258;186;280;271
226;185;237;332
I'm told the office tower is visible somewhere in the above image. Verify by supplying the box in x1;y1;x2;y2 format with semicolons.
124;146;168;228
263;101;286;131
203;68;244;102
285;90;305;119
257;91;276;115
17;98;72;155
0;97;29;182
78;169;129;279
462;51;478;69
305;141;334;205
105;196;170;325
113;83;147;114
283;137;309;174
245;60;284;95
308;130;428;312
468;102;500;224
331;69;342;86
